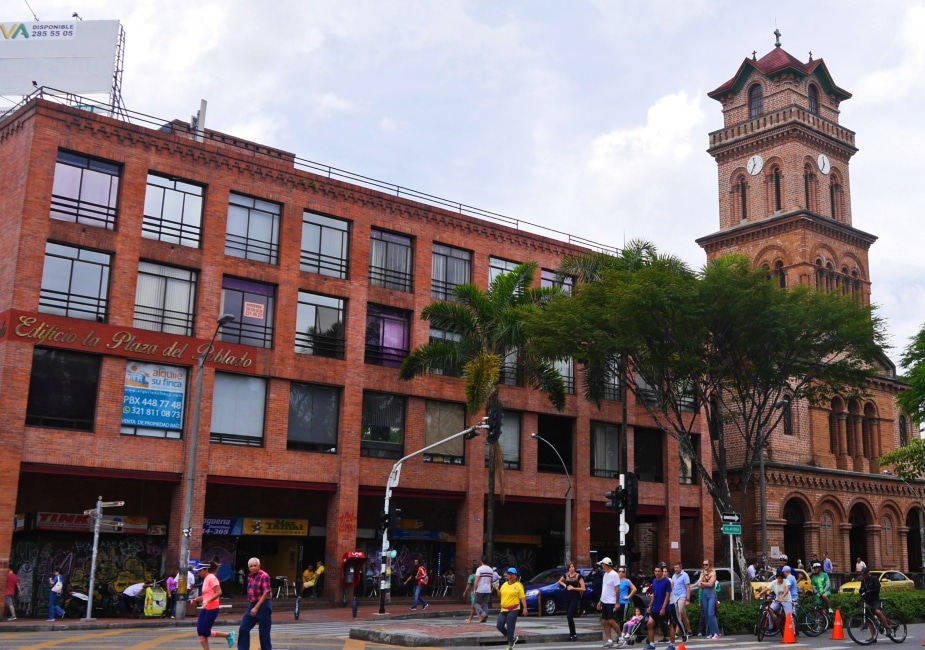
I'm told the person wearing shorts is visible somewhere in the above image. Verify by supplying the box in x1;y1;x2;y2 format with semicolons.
193;560;234;649
670;562;690;641
596;557;620;648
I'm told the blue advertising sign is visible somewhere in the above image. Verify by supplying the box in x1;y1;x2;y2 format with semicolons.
121;362;187;430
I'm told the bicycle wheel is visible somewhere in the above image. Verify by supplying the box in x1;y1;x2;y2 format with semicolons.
800;608;827;637
756;609;771;641
884;612;906;644
846;612;876;645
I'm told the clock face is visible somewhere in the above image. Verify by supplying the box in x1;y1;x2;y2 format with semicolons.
817;154;831;175
747;154;764;175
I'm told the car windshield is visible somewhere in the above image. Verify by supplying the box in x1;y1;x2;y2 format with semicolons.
527;569;564;584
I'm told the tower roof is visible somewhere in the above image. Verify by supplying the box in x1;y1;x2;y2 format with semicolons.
708;46;852;102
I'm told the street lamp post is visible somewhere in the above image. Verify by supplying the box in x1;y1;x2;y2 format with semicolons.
175;314;235;620
531;434;572;565
759;397;791;571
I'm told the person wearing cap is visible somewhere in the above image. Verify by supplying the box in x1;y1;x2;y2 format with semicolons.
595;557;620;648
645;563;675;650
859;566;890;634
810;562;833;613
781;565;799;636
192;559;235;649
756;571;791;633
495;567;526;650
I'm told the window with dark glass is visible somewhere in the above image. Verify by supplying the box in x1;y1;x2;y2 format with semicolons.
541;268;573;294
748;84;764;118
365;304;411;367
225;192;280;264
423;400;466;464
830;180;841;221
220;277;275;348
288;382;340;453
771;167;782;211
210;372;266;446
804;165;815;211
26;348;100;431
783;399;793;435
489;256;520;284
39;242;111;322
899;416;908;448
634;427;664;482
429;327;462;377
50;151;120;229
808;85;819;115
738;176;748;221
369;229;413;292
361;392;405;459
295;291;345;359
431;243;471;301
142;174;204;247
301;210;349;279
535;414;574;475
485;410;521;470
591;421;620;478
133;261;197;335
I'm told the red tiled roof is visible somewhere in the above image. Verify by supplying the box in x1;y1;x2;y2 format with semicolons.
708;47;851;101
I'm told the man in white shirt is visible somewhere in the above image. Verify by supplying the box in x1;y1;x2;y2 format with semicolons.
473;556;495;624
596;557;621;648
122;582;147;618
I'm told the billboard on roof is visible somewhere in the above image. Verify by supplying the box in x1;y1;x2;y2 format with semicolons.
0;20;120;95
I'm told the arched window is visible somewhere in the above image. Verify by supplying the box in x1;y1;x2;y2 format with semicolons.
809;85;819;115
773;260;786;288
804;165;815;211
771;166;783;211
830;178;842;221
749;84;764;118
738;176;748;222
820;512;834;553
783;397;793;435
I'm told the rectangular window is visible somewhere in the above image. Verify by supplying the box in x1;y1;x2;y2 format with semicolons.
295;291;345;359
634;427;664;483
288;383;340;453
603;367;621;402
591;421;620;478
369;229;413;292
428;327;462;377
133;261;197;336
555;358;574;395
220;277;275;348
489;256;520;284
26;348;100;431
210;373;266;446
365;304;411;367
120;361;187;439
431;243;471;301
361;392;405;459
680;438;699;485
541;268;573;295
225;192;280;265
50;151;120;229
142;174;204;247
39;242;111;322
424;400;466;464
500;348;522;387
486;410;521;470
301;210;350;279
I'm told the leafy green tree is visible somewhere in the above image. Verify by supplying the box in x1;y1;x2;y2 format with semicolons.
526;253;885;594
398;261;565;561
878;323;925;479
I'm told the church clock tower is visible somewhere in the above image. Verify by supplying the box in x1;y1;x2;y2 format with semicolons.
697;32;875;302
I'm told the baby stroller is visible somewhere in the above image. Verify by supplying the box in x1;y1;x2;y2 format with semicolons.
620;593;650;645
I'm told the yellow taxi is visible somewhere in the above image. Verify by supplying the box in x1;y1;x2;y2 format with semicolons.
838;570;915;594
750;567;813;599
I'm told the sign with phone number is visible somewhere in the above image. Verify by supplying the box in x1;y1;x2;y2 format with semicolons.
121;361;187;431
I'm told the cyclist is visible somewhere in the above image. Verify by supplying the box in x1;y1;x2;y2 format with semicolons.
858;567;890;634
756;571;791;633
809;562;832;613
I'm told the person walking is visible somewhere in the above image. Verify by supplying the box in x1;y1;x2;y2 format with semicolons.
644;563;675;650
695;559;720;640
238;557;272;650
47;569;65;621
192;560;235;649
595;557;620;648
823;553;834;574
4;567;21;621
405;558;429;611
463;563;478;623
670;562;690;642
495;567;526;649
557;561;585;641
473;556;494;623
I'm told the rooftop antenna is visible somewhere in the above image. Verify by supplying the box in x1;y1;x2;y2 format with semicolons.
24;0;38;20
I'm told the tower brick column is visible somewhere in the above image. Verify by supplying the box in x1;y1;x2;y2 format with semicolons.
836;414;850;470
869;418;881;474
853;416;868;473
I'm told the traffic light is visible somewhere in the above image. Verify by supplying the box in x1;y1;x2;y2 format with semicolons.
605;486;624;513
623;472;639;519
389;506;402;533
378;511;389;534
486;403;503;444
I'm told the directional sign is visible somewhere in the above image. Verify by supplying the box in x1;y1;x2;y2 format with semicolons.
83;509;99;516
721;512;741;523
722;523;742;535
100;501;125;508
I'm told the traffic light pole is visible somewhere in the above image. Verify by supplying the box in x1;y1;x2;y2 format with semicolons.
618;474;627;567
378;421;486;615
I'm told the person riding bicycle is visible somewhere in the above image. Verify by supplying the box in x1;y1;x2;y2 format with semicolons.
756;571;791;632
809;562;832;613
858;566;890;632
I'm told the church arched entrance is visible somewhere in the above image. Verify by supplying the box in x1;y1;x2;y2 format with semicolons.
783;499;807;563
849;504;870;566
906;507;924;573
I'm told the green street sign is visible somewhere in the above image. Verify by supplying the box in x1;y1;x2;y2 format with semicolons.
722;523;742;535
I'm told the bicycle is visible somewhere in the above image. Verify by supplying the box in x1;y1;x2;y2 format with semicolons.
754;593;785;641
845;599;907;645
794;593;830;637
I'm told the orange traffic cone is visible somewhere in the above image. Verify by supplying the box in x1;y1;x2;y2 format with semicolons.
831;609;845;640
781;612;797;644
676;644;686;650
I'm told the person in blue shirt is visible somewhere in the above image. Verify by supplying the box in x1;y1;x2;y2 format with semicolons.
782;566;799;636
616;566;637;618
644;563;676;650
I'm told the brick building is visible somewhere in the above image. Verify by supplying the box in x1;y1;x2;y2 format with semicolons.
0;95;714;616
698;39;919;573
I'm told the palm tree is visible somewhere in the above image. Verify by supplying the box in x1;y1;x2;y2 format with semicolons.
399;261;566;562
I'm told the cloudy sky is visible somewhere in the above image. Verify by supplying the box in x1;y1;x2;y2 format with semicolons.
6;0;924;367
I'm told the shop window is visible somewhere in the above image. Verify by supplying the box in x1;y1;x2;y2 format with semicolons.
489;256;520;284
365;304;411;367
225;192;280;265
120;361;186;439
748;84;764;118
432;243;471;301
210;373;266;446
423;400;466;464
591;421;620;478
485;410;521;470
142;174;203;247
429;327;462;377
361;392;405;459
295;291;345;359
133;261;197;336
634;427;664;482
541;268;573;295
50;150;120;229
220;277;275;349
369;229;413;292
287;382;339;453
39;242;111;322
26;348;101;431
301;210;350;279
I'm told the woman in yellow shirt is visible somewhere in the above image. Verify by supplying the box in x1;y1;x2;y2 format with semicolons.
496;567;527;649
